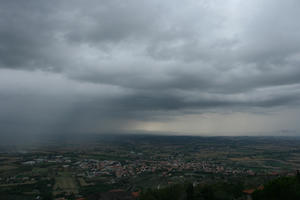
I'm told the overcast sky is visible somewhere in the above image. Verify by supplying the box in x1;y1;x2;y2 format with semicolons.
1;0;300;138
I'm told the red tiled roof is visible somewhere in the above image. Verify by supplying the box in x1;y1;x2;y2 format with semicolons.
132;191;140;198
109;189;125;193
257;185;264;190
243;189;255;194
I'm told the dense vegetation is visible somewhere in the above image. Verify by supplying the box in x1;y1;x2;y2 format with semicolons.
140;174;300;200
0;179;54;200
252;174;300;200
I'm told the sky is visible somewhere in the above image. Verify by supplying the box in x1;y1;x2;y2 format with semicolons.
1;0;300;138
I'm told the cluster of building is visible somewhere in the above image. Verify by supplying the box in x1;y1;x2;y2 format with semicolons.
22;155;72;165
72;158;259;181
17;152;285;184
0;176;36;186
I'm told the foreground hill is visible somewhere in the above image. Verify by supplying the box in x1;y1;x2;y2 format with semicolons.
140;174;300;200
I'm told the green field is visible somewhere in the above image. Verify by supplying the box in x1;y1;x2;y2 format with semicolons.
0;165;17;171
53;172;78;196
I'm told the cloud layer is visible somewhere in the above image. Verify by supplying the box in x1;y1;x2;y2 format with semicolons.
1;0;300;136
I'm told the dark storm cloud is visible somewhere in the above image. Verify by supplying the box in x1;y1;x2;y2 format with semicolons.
1;0;300;135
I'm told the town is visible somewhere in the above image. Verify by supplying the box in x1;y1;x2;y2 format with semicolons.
1;135;300;199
